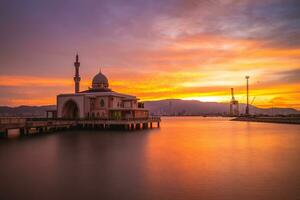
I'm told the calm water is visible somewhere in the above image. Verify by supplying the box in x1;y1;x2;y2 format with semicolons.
1;117;300;200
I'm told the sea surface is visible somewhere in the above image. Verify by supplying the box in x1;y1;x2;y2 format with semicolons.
1;117;300;200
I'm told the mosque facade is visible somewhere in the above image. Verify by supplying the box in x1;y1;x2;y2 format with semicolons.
57;55;149;120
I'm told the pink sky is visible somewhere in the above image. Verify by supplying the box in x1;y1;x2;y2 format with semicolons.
0;0;299;109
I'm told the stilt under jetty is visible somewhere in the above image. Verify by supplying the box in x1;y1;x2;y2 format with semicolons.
0;117;161;138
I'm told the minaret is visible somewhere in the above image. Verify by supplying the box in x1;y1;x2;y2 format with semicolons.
74;54;81;93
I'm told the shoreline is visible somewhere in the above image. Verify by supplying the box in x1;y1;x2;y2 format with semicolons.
232;117;300;125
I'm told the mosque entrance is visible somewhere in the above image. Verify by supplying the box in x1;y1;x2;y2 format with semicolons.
62;100;79;119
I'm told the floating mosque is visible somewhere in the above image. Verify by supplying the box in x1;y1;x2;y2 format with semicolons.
56;54;149;120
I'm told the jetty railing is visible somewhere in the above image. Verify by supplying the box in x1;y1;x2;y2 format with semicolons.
0;117;26;125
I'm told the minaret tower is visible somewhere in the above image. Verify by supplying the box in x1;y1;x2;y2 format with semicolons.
74;54;81;93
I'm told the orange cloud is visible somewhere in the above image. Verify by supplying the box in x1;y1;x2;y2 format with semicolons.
0;75;92;87
0;34;299;109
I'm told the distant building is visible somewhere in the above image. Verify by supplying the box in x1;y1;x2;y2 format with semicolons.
57;54;149;120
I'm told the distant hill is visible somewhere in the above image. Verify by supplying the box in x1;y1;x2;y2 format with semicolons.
0;99;299;117
0;105;56;117
143;99;300;116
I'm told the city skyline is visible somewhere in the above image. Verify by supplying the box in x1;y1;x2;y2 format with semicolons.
1;0;299;109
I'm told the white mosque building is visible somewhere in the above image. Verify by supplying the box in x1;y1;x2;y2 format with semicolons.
56;54;149;120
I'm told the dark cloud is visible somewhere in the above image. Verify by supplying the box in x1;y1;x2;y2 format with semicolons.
164;0;300;48
236;0;300;48
277;69;300;83
0;0;299;76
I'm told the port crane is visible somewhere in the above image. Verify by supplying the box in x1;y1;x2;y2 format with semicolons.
230;88;239;116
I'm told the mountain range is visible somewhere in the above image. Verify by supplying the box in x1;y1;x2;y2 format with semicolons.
0;99;299;117
143;99;300;116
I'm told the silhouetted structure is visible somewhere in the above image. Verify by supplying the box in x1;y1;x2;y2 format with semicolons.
74;54;81;93
245;76;250;115
229;88;239;116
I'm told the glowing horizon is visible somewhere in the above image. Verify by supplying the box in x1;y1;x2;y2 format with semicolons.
0;0;299;109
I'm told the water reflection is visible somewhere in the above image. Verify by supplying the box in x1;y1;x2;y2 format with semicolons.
144;117;300;200
0;117;300;200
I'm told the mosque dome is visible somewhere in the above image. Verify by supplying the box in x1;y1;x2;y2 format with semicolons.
92;70;109;89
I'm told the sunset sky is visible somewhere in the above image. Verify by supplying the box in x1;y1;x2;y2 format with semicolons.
0;0;299;109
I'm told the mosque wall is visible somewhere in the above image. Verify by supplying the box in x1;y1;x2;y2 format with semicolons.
57;95;85;118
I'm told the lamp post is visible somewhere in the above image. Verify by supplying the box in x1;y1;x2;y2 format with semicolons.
245;76;250;116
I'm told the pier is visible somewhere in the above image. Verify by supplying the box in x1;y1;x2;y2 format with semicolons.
232;116;300;125
0;117;161;138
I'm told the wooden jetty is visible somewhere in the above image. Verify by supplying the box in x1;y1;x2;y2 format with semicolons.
0;117;161;138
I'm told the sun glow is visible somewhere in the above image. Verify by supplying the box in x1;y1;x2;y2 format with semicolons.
182;96;226;103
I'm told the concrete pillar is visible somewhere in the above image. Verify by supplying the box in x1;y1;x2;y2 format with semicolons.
20;128;25;136
4;129;8;138
24;128;28;135
136;123;140;129
124;124;129;131
142;123;148;129
38;127;43;134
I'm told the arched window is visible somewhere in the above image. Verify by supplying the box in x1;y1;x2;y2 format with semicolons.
100;99;105;107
